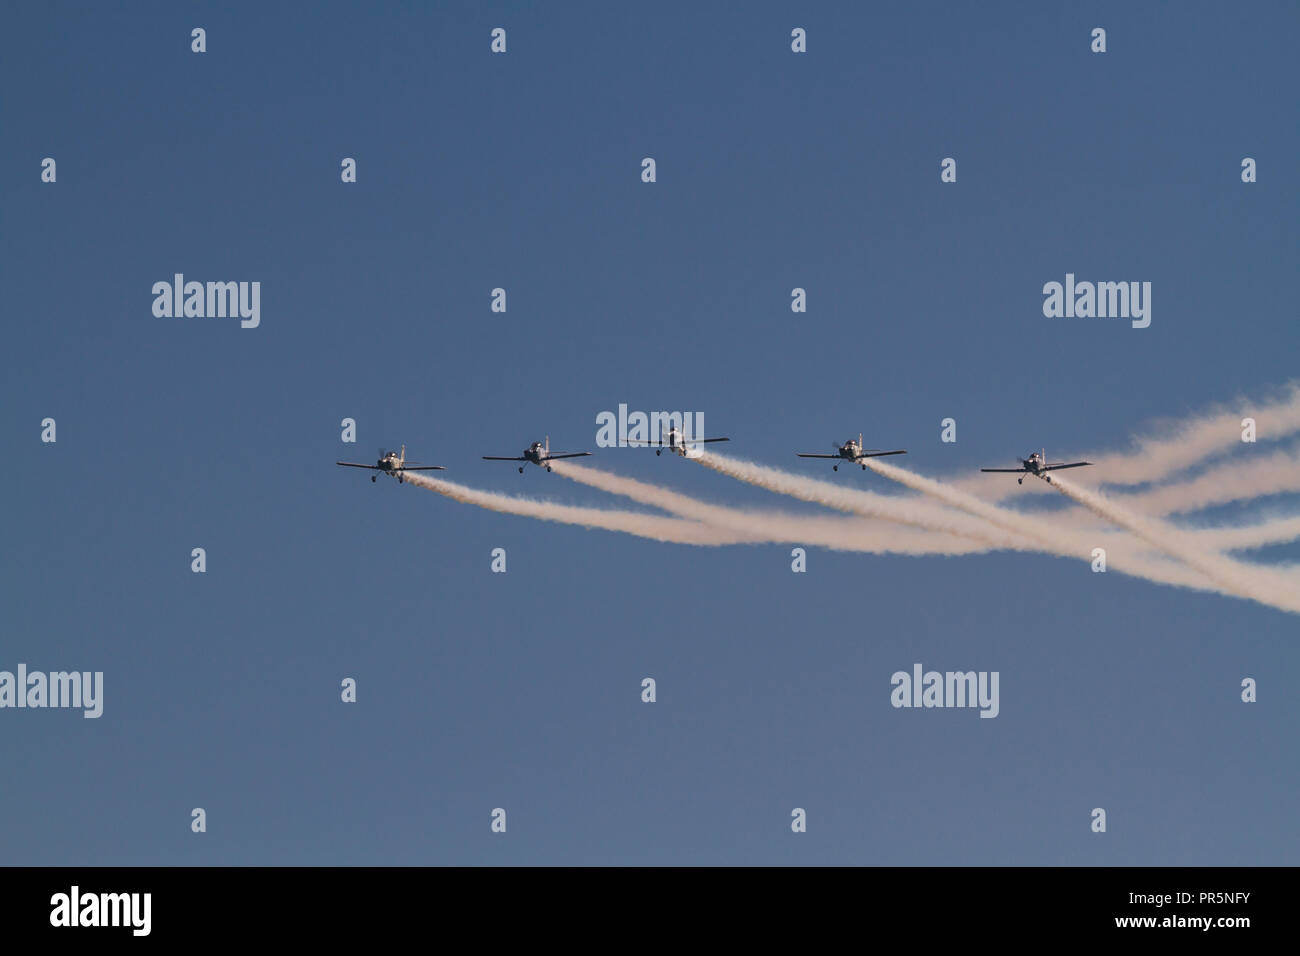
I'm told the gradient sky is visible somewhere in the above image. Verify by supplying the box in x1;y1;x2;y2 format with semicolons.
2;1;1297;865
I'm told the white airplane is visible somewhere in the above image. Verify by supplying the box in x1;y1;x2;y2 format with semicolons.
797;434;907;471
483;436;591;473
981;449;1091;484
625;424;730;458
336;445;446;483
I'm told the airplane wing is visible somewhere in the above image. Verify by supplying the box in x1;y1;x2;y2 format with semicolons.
1042;461;1092;471
797;453;839;459
855;450;906;459
483;456;528;461
400;465;447;471
625;436;729;443
541;452;592;461
336;462;380;469
980;468;1027;473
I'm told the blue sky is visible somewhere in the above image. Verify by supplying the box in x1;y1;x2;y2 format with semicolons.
2;1;1297;865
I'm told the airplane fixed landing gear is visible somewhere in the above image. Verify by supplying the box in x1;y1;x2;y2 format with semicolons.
862;464;867;470
518;467;524;474
833;464;838;471
1018;477;1024;484
371;475;376;482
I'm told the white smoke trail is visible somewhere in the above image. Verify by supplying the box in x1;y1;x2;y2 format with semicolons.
398;427;1298;609
1119;447;1300;516
1191;515;1300;552
399;471;754;546
954;459;1300;530
1041;506;1300;551
681;453;1227;595
1048;474;1300;615
853;456;1233;597
950;382;1300;503
553;461;1273;588
691;452;1021;546
402;469;995;557
549;460;994;556
1089;382;1300;486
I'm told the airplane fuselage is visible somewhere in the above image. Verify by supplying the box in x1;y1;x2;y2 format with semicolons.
831;441;865;469
1015;454;1049;483
661;428;690;457
374;453;407;481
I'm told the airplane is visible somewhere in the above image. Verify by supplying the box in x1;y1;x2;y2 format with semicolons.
336;445;447;483
624;424;730;458
980;449;1092;484
797;434;907;471
483;436;591;473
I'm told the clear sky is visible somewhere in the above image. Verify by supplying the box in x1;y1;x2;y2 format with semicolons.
2;1;1297;865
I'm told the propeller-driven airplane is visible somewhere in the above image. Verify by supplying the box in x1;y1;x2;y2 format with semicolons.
336;445;447;483
625;424;730;458
980;449;1092;484
483;436;591;473
797;434;907;471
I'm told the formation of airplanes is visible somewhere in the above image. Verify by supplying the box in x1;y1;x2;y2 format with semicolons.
336;429;1092;484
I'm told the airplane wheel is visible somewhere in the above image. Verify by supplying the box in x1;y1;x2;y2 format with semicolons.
862;465;867;470
655;450;661;456
546;466;552;472
518;467;524;474
833;465;838;471
371;476;376;482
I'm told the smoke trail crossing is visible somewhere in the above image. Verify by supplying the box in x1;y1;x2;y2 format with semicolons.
1047;474;1300;615
855;457;1237;598
550;460;994;556
690;453;1226;595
